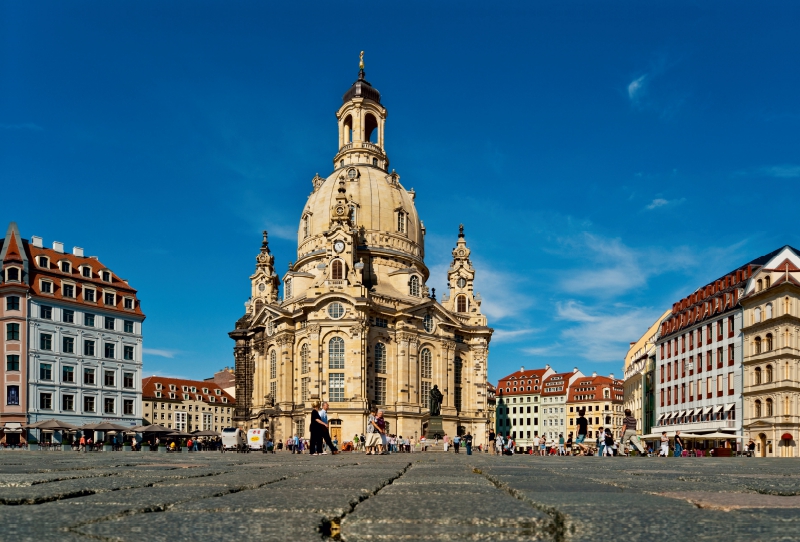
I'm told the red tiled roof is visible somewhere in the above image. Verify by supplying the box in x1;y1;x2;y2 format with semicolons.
497;368;549;395
3;231;22;262
567;375;623;403
26;241;144;317
142;376;235;405
541;372;573;396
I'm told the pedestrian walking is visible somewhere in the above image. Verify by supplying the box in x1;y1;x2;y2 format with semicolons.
575;409;589;455
532;434;540;456
464;432;473;455
558;433;565;456
488;430;496;455
365;407;381;455
603;428;614;456
375;409;387;454
453;434;461;453
596;426;605;456
674;431;684;457
310;401;325;455
353;434;360;452
566;434;573;456
496;433;504;455
619;410;645;456
659;431;669;457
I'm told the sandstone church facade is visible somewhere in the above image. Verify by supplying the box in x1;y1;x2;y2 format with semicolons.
229;58;493;446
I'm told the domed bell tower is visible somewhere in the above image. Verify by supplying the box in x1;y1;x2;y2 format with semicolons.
334;52;389;171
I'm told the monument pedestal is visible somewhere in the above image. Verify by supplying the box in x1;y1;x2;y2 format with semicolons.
426;416;444;439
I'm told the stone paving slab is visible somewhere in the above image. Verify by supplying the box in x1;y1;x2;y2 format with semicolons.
4;452;800;540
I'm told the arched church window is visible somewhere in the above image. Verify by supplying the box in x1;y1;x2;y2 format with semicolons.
755;336;762;354
766;334;773;352
423;314;434;333
456;295;467;313
754;367;762;385
374;343;386;374
372;158;378;166
766;398;774;416
285;278;292;300
409;276;420;297
364;113;378;143
299;343;310;374
755;400;762;417
303;216;309;238
329;337;345;369
270;350;277;379
420;348;432;379
332;260;344;280
397;211;406;234
766;364;773;383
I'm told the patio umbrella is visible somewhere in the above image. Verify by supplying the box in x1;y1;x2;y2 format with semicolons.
697;432;745;439
80;423;99;430
139;424;173;434
167;431;195;438
36;419;79;430
192;430;220;437
128;425;148;432
92;422;130;432
25;420;50;429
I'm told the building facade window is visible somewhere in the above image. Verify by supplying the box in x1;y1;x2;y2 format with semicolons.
41;306;52;319
766;398;774;416
300;343;310;374
124;399;134;415
409;276;420;297
103;398;115;414
63;337;74;354
124;372;134;388
329;373;345;402
6;323;20;340
270;350;277;379
105;317;115;330
104;293;115;305
40;333;52;350
84;340;95;356
84;396;96;412
301;377;310;402
62;366;74;383
6;296;20;310
374;343;386;373
6;355;20;371
40;393;52;410
85;289;95;302
329;337;345;369
331;260;344;281
63;284;74;298
84;314;95;327
397;211;406;233
456;295;467;313
124;320;134;333
124;345;134;360
104;343;115;359
84;368;95;385
62;309;74;323
62;394;74;411
104;370;115;387
7;385;19;405
374;377;386;405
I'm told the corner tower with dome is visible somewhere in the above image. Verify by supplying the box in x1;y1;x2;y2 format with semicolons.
229;55;493;445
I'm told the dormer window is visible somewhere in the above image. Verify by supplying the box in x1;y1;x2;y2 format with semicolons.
155;391;161;398
5;267;20;282
41;280;53;294
222;397;228;403
81;266;92;278
84;288;96;302
209;396;216;402
303;216;310;238
409;276;420;297
182;386;188;392
169;393;175;399
63;283;75;298
169;384;176;391
104;292;115;306
155;383;162;390
203;388;209;394
123;297;134;310
61;261;71;273
38;256;49;268
101;271;111;282
215;389;221;395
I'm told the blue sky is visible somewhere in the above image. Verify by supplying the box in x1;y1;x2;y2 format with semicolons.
2;2;799;384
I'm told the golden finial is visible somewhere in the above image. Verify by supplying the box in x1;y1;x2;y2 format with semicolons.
359;51;364;70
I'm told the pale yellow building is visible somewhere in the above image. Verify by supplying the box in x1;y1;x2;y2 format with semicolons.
567;373;624;442
742;246;800;457
141;376;235;433
229;57;493;447
623;310;670;436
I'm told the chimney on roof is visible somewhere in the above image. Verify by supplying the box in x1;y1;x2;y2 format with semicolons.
31;236;43;248
592;371;597;377
545;364;550;370
520;366;524;372
53;241;64;253
610;373;614;380
573;367;578;373
89;255;98;260
73;246;84;257
629;341;636;347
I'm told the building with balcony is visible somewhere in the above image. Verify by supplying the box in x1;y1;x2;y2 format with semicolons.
624;309;670;437
740;246;800;457
0;223;145;443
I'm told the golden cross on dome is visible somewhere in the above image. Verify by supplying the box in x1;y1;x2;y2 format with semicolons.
359;51;364;70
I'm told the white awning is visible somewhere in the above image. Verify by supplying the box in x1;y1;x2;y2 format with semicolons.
657;413;665;421
724;403;735;412
2;422;23;434
679;410;687;417
667;412;676;419
687;409;696;416
703;406;713;415
714;405;724;413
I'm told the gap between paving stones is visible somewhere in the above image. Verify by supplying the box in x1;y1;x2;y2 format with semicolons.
319;461;413;540
60;461;363;539
470;466;569;542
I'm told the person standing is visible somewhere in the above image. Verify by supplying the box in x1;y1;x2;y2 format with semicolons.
566;433;573;456
488;430;496;455
353;434;359;453
464;432;473;455
575;409;589;455
659;431;669;457
375;410;387;454
365;407;381;455
453;434;461;454
603;428;614;456
310;401;324;455
443;434;449;452
496;433;504;455
319;402;340;455
532;434;540;456
619;410;645;456
558;434;565;456
674;431;684;458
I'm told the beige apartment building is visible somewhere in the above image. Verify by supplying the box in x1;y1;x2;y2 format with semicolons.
142;376;235;433
624;310;670;436
741;246;800;457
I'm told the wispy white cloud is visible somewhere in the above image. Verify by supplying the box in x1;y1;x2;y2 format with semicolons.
493;328;541;342
645;197;685;210
143;348;180;359
0;123;43;131
556;300;661;363
521;344;561;357
761;165;800;178
628;75;647;102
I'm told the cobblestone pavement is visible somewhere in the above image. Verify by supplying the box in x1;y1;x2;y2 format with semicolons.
2;451;800;540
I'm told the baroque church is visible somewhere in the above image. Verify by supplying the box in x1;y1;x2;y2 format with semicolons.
229;56;493;445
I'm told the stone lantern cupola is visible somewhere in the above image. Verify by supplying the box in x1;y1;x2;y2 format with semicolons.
333;52;389;171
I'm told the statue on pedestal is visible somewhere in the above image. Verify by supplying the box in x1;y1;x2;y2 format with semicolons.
429;385;443;416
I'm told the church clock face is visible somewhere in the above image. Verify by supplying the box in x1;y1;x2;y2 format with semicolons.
334;241;345;253
457;278;466;288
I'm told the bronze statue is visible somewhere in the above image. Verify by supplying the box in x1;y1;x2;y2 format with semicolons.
429;385;443;416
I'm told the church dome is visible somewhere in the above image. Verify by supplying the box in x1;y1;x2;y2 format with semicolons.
297;165;424;264
342;70;381;104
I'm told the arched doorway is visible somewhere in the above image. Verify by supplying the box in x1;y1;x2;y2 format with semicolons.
759;433;767;457
779;433;795;457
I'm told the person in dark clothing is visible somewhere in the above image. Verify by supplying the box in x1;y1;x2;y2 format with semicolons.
575;409;589;455
309;401;325;455
318;402;339;455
